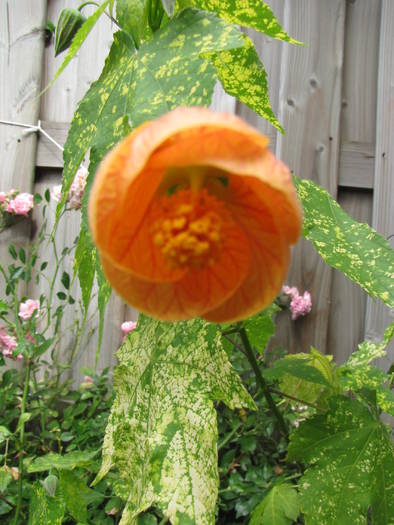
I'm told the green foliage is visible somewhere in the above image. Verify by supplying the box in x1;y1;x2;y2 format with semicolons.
28;483;65;525
295;176;394;308
187;0;301;43
208;35;282;131
249;483;300;525
288;396;394;525
242;303;280;355
96;315;254;524
340;322;394;415
116;0;148;47
128;8;243;127
28;450;98;473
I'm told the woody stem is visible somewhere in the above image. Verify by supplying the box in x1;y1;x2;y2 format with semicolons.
238;327;288;438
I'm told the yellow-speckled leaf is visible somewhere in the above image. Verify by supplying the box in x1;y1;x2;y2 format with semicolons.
295;177;394;308
207;35;283;132
129;8;244;126
187;0;301;43
288;396;394;525
340;323;394;415
95;315;254;525
28;483;65;524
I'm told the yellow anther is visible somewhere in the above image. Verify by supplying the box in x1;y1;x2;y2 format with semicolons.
150;188;226;269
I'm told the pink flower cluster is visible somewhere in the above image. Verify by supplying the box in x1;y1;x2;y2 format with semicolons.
52;166;88;210
0;190;34;217
18;299;40;321
283;285;312;320
0;327;22;361
121;320;137;341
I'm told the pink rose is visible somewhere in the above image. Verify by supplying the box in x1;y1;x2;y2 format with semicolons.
0;327;18;359
18;299;40;321
0;192;7;203
6;193;34;217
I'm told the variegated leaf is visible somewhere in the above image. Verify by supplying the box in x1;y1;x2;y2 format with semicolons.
187;0;301;43
288;396;394;525
295;177;394;308
340;323;394;415
96;315;254;525
207;35;283;132
129;8;244;126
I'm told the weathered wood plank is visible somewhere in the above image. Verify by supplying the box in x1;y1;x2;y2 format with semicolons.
365;0;394;371
338;142;375;189
36;121;69;168
327;0;380;363
0;1;47;304
327;189;372;363
270;0;346;355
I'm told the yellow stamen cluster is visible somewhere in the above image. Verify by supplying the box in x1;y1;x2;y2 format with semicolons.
151;189;225;269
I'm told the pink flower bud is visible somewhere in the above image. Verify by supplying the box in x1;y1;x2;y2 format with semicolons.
69;167;88;209
121;321;137;337
83;375;93;383
18;299;40;321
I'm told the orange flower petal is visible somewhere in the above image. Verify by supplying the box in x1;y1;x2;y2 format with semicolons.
203;176;290;322
100;219;251;321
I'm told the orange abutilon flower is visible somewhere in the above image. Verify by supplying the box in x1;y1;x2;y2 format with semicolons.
88;107;302;323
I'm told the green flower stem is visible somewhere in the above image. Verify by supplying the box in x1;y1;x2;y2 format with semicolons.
238;327;288;438
12;361;31;525
78;1;122;29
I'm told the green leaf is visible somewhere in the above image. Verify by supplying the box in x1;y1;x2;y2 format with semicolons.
0;426;12;444
74;227;96;311
189;0;301;43
249;483;300;525
95;255;112;367
116;0;148;47
18;247;26;263
28;450;98;473
59;470;95;523
340;323;394;415
207;35;283;132
8;245;17;260
41;474;58;498
96;315;254;524
295;176;394;308
45;0;110;92
0;468;12;493
243;303;280;355
371;441;394;525
129;8;244;127
288;396;394;525
28;483;65;525
60;271;70;290
16;412;32;430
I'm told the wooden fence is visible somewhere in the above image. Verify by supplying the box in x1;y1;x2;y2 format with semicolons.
1;0;393;384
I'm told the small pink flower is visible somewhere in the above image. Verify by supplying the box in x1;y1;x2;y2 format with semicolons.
0;192;7;203
83;375;93;383
6;192;34;217
69;167;88;209
51;185;62;202
121;321;137;337
289;292;312;320
18;299;40;321
282;285;299;299
0;327;18;359
283;285;312;320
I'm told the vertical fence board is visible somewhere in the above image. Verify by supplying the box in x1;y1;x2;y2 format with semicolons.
365;0;394;370
269;0;346;355
327;0;380;362
0;1;47;298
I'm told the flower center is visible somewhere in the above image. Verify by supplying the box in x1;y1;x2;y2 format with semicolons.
151;189;226;269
